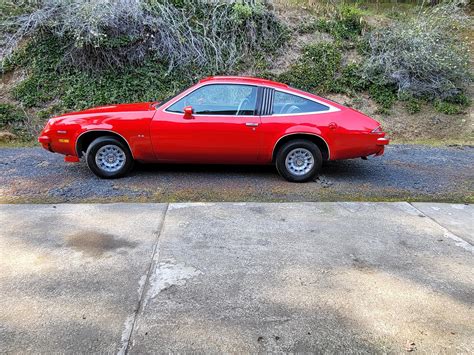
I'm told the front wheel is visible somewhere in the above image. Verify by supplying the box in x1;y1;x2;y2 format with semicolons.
275;139;322;182
86;136;134;179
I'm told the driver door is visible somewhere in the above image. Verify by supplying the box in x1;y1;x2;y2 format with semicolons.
150;84;262;164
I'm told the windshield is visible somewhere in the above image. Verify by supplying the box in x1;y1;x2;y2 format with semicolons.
153;88;188;109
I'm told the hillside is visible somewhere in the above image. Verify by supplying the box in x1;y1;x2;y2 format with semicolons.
0;0;472;145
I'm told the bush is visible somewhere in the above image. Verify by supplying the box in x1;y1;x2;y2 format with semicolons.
332;63;369;95
316;4;367;41
278;43;341;92
369;84;397;113
0;103;23;127
361;0;472;101
1;0;287;72
434;94;470;114
0;103;30;138
404;98;422;114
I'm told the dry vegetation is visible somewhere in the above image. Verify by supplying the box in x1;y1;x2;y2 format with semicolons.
0;0;472;144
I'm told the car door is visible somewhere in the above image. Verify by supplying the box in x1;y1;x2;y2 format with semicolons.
150;84;261;164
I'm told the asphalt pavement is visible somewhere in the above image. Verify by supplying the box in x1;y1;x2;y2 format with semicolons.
1;202;473;353
0;145;473;203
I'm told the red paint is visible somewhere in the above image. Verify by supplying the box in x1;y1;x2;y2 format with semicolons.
64;155;80;163
38;76;388;166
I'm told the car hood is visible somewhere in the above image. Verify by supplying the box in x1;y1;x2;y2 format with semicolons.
45;102;157;128
65;102;156;116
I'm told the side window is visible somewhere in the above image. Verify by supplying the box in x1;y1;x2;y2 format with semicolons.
273;91;330;114
167;84;258;116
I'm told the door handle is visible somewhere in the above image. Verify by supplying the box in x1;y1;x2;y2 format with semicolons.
245;122;259;127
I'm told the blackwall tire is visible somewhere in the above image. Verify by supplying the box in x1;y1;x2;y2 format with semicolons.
275;139;322;182
85;136;134;179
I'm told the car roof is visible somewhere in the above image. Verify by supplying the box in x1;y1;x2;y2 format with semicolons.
199;76;289;89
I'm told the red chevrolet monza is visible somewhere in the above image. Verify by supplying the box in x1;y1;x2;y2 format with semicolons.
38;76;389;182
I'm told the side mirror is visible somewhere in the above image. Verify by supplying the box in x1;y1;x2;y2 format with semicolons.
183;106;194;119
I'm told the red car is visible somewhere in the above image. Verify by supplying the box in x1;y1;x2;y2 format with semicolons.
38;76;389;182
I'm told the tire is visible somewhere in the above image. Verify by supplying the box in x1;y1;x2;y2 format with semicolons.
85;136;134;179
275;139;322;182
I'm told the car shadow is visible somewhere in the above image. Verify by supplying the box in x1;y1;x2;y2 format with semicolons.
131;159;369;179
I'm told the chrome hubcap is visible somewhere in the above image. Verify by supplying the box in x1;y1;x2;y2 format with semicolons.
95;145;126;173
285;148;314;176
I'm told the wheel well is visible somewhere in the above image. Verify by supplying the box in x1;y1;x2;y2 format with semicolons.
273;134;330;161
76;131;131;158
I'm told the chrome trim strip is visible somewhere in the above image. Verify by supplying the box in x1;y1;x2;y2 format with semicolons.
262;88;269;115
272;132;331;161
161;82;340;117
269;89;275;114
76;129;134;159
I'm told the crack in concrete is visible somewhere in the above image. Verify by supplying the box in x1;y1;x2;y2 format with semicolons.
117;203;170;355
409;202;474;254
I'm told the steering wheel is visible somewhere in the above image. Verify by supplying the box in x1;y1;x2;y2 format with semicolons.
280;103;293;114
236;98;250;116
286;105;302;114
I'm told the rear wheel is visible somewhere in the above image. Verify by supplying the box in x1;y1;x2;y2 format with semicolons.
275;139;322;182
86;136;134;178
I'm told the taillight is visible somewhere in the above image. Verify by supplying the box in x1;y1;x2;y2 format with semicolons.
371;126;383;134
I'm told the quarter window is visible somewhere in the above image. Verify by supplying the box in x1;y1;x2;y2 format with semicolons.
273;91;330;114
167;84;258;116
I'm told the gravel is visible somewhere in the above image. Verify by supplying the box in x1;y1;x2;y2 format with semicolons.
0;145;473;203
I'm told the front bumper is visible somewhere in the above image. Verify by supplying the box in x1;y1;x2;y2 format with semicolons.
38;129;76;157
38;135;53;151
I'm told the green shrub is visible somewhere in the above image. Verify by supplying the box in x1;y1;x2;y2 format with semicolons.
0;103;23;127
362;1;472;101
434;101;463;115
0;103;30;139
434;97;469;115
0;1;34;20
444;93;470;106
369;84;397;113
332;63;369;94
232;1;263;22
278;43;341;92
317;4;367;41
405;98;422;114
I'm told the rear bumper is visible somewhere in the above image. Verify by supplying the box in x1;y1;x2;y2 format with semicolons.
374;147;385;156
376;137;390;146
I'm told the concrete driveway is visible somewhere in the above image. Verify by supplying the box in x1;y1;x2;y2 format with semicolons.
1;202;473;353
